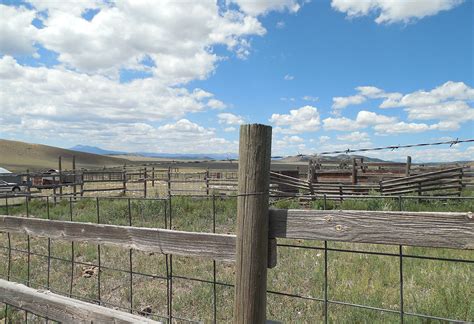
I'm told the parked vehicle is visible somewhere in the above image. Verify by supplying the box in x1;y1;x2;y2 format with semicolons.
0;180;22;192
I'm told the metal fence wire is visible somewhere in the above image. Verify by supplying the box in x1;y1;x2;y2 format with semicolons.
1;192;473;323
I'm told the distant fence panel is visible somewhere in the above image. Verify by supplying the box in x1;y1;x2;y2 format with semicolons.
380;167;464;196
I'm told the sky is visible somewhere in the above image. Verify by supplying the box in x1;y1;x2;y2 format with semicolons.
0;0;473;162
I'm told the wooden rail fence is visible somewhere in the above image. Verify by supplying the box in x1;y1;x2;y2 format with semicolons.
1;124;473;323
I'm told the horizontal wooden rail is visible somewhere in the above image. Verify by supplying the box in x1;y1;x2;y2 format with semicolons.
0;279;160;323
269;209;473;249
0;215;236;262
381;167;463;184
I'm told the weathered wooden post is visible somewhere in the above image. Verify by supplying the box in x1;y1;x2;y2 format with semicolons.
234;124;272;324
26;169;31;197
351;158;357;185
205;169;210;196
72;156;77;198
122;164;127;196
167;166;172;197
58;156;62;198
143;167;147;198
151;166;155;187
405;156;412;177
307;160;315;197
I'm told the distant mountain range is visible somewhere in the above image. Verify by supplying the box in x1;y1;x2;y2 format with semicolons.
70;145;238;160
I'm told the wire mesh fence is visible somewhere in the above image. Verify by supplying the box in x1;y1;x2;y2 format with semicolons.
1;192;473;323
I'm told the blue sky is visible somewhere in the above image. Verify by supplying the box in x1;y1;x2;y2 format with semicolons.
0;0;473;161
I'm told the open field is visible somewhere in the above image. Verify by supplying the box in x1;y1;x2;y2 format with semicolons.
0;139;132;172
1;195;473;323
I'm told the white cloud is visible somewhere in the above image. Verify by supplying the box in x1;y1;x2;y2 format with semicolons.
332;81;474;133
337;131;370;142
380;81;474;108
318;136;331;144
284;74;294;81
374;122;431;135
302;95;319;102
323;110;396;131
224;126;237;132
2;117;235;153
276;21;286;29
230;0;300;16
23;0;267;82
0;56;221;124
332;94;365;113
207;98;227;109
362;145;474;163
0;5;38;55
270;106;321;134
331;0;464;24
379;81;474;129
218;113;245;125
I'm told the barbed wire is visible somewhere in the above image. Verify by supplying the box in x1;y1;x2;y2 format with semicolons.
272;138;474;159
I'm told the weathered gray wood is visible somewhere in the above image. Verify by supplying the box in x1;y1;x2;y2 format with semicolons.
0;279;160;323
0;215;236;261
269;209;474;249
268;238;277;268
234;124;272;324
405;156;411;176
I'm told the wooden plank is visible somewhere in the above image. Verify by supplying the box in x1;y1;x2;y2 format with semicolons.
0;215;236;262
0;279;160;323
269;209;474;249
381;167;463;184
234;124;272;323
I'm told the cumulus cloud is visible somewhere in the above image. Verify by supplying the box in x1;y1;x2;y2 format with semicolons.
332;94;365;112
337;131;370;142
331;0;464;24
323;110;396;131
218;113;245;125
0;5;38;55
374;122;431;135
0;0;297;152
230;0;301;16
331;81;474;132
270;106;321;134
379;81;474;129
0;56;220;123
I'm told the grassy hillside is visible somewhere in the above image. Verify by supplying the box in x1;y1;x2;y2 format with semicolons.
0;139;132;172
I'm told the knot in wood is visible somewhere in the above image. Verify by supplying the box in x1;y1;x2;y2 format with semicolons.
324;215;333;222
467;212;473;220
335;224;343;231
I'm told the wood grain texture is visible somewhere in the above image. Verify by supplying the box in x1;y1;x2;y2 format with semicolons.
234;124;272;324
269;209;474;249
0;279;161;323
0;215;236;261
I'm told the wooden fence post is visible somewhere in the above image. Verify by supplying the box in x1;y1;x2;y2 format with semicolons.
352;158;357;185
26;169;31;197
205;169;210;196
58;156;62;198
405;156;412;177
72;156;77;199
307;160;315;197
143;167;147;198
167;167;172;197
122;165;127;196
151;166;155;187
234;124;272;324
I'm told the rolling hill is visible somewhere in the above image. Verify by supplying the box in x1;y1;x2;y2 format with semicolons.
0;139;132;172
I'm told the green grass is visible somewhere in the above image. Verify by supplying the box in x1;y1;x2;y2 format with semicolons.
1;195;473;323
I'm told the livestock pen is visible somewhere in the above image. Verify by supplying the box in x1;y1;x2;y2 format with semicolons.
0;124;473;323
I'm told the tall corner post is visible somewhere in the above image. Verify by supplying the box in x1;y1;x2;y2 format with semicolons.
233;124;272;324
